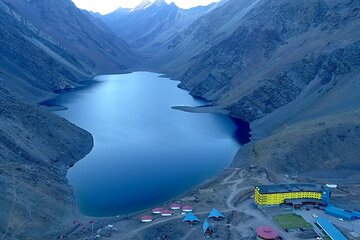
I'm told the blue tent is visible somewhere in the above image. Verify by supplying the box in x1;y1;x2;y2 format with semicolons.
183;212;200;223
208;208;225;220
203;219;214;236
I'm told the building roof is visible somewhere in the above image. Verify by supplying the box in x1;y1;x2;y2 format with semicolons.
316;217;347;240
208;208;225;219
256;184;326;194
325;205;357;220
170;203;181;208
183;212;200;223
152;208;163;212
256;226;279;239
202;219;213;234
141;215;153;221
182;206;193;211
325;206;353;219
161;210;173;215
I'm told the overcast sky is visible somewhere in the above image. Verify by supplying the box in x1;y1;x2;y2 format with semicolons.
71;0;220;14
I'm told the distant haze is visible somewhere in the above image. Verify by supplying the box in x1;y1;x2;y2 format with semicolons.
71;0;221;14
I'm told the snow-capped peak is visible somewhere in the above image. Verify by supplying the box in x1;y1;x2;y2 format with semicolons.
131;0;166;12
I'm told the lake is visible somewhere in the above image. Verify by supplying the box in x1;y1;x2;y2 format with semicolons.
45;72;242;217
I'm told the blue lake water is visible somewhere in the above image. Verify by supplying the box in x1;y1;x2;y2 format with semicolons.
46;72;241;216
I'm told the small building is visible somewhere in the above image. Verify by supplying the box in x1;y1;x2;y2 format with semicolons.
152;208;163;214
183;212;200;224
326;184;338;189
170;203;182;210
182;206;193;212
140;216;153;223
325;205;360;221
254;184;331;206
203;219;214;237
208;208;225;220
284;198;327;209
256;226;279;240
161;210;173;217
316;217;347;240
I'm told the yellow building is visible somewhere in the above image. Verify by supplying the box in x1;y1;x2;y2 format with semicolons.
254;184;329;206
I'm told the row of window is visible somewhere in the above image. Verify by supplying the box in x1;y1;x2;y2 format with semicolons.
255;190;322;205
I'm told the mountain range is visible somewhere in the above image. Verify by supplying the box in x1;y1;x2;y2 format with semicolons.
1;0;359;238
102;0;220;50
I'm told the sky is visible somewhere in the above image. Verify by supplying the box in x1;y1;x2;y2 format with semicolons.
71;0;220;15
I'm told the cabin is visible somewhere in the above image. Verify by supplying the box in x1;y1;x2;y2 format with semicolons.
208;208;225;220
170;203;182;210
203;219;214;237
183;212;200;225
182;206;193;212
140;216;153;223
152;208;163;214
161;210;173;217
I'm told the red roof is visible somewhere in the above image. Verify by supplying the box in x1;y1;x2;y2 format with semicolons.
182;206;193;210
141;216;153;221
256;226;279;239
152;208;163;212
161;210;173;214
170;203;182;208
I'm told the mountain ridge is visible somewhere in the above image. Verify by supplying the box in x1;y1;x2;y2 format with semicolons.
102;0;219;50
0;0;138;238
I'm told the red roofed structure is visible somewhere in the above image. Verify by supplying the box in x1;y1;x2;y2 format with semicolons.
256;226;279;240
161;209;173;216
152;208;163;214
182;206;193;212
141;216;153;223
170;203;182;210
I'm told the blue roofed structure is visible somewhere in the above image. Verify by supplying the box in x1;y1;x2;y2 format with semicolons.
183;212;200;224
353;211;360;219
202;219;214;236
316;217;347;240
325;205;360;221
208;208;225;220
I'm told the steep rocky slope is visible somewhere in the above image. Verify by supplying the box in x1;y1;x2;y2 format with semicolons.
157;0;360;177
0;0;137;102
149;0;261;72
234;111;360;177
0;0;137;239
0;85;93;239
102;0;218;51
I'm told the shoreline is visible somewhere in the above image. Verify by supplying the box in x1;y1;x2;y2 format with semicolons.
46;72;360;239
48;71;249;238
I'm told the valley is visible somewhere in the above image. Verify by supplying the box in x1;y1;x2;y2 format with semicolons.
0;0;359;239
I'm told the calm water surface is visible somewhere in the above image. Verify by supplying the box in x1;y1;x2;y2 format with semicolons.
47;72;240;216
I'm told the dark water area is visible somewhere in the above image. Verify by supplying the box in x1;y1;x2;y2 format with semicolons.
45;72;248;217
231;118;252;144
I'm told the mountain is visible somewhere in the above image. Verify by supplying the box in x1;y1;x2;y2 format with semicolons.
147;0;261;73
1;0;360;238
102;0;219;50
0;84;93;239
0;0;138;238
154;0;360;177
0;0;137;101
